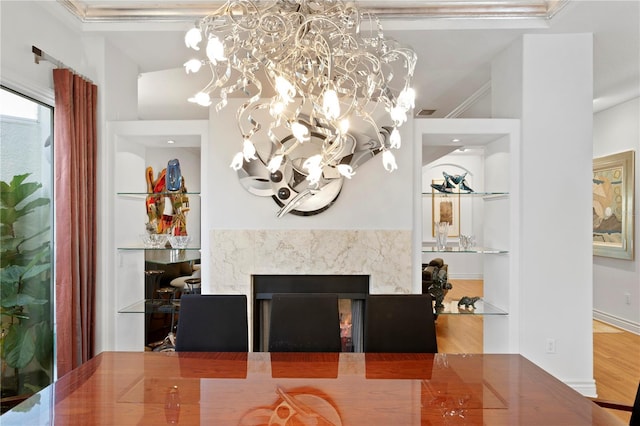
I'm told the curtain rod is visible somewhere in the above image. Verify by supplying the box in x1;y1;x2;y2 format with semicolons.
32;45;93;83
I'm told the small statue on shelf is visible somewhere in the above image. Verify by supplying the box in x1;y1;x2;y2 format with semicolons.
428;268;453;309
457;296;481;310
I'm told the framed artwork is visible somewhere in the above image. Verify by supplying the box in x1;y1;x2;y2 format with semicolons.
431;180;460;237
593;150;635;260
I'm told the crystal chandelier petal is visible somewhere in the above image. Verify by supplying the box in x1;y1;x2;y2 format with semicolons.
185;0;416;215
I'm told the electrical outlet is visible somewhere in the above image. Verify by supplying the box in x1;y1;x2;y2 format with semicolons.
625;293;631;305
546;338;556;354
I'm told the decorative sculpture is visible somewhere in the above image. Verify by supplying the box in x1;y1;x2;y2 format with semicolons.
428;268;453;309
237;124;398;216
145;162;189;236
457;296;481;310
431;171;474;193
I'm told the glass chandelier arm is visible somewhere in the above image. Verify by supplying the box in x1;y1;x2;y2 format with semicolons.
237;101;266;142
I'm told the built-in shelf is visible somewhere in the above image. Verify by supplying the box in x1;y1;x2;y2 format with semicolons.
422;191;509;197
117;246;200;251
422;245;508;254
118;299;180;314
117;191;201;199
116;248;201;264
435;299;507;315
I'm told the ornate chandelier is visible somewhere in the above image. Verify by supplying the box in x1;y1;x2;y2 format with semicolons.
184;0;416;216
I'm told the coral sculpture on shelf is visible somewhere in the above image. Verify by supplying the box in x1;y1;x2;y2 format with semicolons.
145;161;189;237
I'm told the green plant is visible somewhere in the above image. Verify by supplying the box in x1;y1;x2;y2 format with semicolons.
0;174;53;401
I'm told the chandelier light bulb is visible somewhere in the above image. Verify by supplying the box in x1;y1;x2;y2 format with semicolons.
270;101;285;117
322;89;340;120
337;164;355;179
188;92;211;106
275;76;296;104
184;59;202;74
382;150;398;172
242;139;257;161
303;154;324;187
397;87;416;111
230;152;244;171
291;122;310;143
206;36;226;63
267;155;284;173
389;105;408;126
338;118;350;134
389;128;401;149
185;27;202;50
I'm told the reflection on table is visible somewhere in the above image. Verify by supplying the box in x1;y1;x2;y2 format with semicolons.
1;352;623;425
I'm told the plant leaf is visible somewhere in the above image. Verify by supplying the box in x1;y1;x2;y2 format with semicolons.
0;174;33;208
0;206;17;225
0;264;24;284
18;293;48;305
14;197;50;220
1;292;47;309
22;263;51;280
0;174;30;207
33;322;53;367
3;323;35;369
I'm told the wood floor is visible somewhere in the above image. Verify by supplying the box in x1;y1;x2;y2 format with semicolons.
437;279;640;425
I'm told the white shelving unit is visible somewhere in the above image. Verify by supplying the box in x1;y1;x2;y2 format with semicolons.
416;118;520;353
107;120;207;351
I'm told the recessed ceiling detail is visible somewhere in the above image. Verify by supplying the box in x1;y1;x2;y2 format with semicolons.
417;109;437;117
57;0;570;23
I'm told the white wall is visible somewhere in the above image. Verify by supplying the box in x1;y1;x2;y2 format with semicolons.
593;97;640;333
492;33;596;395
0;2;86;99
1;1;142;354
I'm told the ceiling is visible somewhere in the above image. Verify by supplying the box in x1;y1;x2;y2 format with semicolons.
49;0;640;150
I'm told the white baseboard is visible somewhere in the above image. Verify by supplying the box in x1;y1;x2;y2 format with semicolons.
448;274;483;280
566;379;598;398
593;309;640;335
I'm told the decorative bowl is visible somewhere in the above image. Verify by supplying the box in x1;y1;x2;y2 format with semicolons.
168;235;192;249
140;233;169;248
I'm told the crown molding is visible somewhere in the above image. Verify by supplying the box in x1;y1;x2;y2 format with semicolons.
55;0;571;23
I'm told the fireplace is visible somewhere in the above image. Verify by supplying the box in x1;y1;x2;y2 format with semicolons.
252;275;370;352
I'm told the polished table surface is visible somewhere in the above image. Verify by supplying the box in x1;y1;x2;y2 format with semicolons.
1;352;622;425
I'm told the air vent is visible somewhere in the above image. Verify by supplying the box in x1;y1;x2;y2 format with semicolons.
416;109;436;117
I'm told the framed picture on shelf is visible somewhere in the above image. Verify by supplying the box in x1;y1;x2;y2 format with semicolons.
593;150;635;260
431;179;460;237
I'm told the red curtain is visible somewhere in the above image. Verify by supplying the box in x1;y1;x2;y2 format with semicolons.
53;69;98;378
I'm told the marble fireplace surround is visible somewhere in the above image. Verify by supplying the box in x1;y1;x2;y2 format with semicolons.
209;229;413;349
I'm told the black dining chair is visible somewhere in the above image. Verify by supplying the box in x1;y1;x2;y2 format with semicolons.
590;381;640;426
364;294;438;353
175;294;248;352
268;293;341;352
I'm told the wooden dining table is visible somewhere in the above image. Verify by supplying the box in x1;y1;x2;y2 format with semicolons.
1;351;622;425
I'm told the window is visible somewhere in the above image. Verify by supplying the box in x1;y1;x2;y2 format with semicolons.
0;86;54;412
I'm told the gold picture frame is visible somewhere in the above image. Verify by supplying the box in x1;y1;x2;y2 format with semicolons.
593;150;635;260
431;179;460;237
